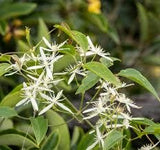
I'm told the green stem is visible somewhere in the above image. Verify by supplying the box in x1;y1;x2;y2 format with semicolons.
79;92;84;110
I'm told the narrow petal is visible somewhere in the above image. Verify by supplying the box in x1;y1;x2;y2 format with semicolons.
27;65;44;70
86;141;98;150
43;37;52;49
40;92;52;102
39;103;54;115
30;98;38;111
57;102;73;114
16;98;28;107
68;73;75;84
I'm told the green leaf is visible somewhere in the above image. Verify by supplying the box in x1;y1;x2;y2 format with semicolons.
38;18;51;46
84;62;121;86
0;145;12;150
0;129;37;148
100;57;120;68
0;106;17;118
0;2;37;20
118;68;160;100
131;118;155;126
137;3;148;42
30;116;48;146
0;118;13;131
71;126;84;150
144;124;160;134
0;20;7;35
77;132;96;150
76;72;100;94
0;85;22;107
0;54;11;62
46;110;70;150
0;63;10;77
60;45;76;56
41;130;59;150
17;40;30;52
54;25;88;51
104;130;124;150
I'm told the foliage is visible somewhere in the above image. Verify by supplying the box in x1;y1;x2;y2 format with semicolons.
0;24;160;149
1;0;160;149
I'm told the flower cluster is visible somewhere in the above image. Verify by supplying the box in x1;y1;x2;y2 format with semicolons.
6;34;156;149
83;81;141;149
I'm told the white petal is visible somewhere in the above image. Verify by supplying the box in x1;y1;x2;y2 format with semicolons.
57;102;73;114
46;66;53;80
40;92;52;102
30;98;38;111
43;37;52;49
86;140;98;150
56;90;63;100
39;103;54;115
27;65;44;70
83;108;97;113
16;98;28;107
68;73;75;84
87;36;95;51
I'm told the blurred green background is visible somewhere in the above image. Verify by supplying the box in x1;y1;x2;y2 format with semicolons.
0;0;160;100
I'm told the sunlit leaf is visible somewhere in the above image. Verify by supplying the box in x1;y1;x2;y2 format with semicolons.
30;116;48;146
54;25;88;51
76;72;100;94
0;63;10;77
104;130;124;150
84;62;121;86
118;68;160;100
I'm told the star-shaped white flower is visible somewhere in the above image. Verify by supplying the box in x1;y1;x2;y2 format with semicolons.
16;82;38;111
39;90;73;115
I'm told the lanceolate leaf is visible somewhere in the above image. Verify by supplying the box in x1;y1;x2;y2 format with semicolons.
41;130;59;150
38;18;51;46
0;106;17;118
84;62;121;86
76;72;100;94
137;3;149;42
0;63;10;77
30;116;48;146
54;25;88;51
0;2;37;20
104;130;124;150
46;110;70;150
0;129;37;148
118;68;160;100
77;132;95;150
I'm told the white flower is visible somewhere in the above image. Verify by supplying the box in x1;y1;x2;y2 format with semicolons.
116;94;141;113
87;126;107;150
66;64;87;84
138;141;160;150
83;99;112;120
80;36;113;61
16;82;38;111
39;90;73;115
42;37;67;52
27;48;63;79
5;54;28;76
